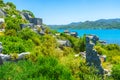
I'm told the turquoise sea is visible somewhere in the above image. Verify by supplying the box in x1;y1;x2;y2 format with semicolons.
57;29;120;44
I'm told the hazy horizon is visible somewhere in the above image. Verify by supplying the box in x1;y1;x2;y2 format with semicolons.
4;0;120;25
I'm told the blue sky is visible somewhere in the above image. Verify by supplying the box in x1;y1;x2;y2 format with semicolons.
4;0;120;25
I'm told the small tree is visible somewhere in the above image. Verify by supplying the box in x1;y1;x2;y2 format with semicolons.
6;2;16;9
0;0;4;7
5;29;17;36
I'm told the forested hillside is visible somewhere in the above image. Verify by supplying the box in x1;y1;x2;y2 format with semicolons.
49;19;120;29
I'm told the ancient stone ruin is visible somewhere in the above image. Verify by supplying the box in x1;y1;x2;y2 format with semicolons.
86;35;104;74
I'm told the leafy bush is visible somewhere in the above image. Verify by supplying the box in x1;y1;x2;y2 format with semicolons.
31;37;41;46
5;16;22;31
6;2;16;9
59;34;86;52
0;36;35;54
0;0;5;7
63;47;74;56
5;29;17;36
103;50;120;63
79;62;103;80
105;44;120;51
17;28;40;40
59;54;81;79
10;53;18;60
0;56;73;80
112;64;120;80
94;46;107;55
0;32;4;36
111;56;120;64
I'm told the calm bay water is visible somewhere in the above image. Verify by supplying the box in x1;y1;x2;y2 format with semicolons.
57;29;120;44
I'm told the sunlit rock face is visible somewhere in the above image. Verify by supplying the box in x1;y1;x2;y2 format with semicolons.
86;35;104;74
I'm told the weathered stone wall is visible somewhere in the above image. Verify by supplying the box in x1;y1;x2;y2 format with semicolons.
29;18;42;26
0;56;3;65
22;12;32;20
86;35;104;74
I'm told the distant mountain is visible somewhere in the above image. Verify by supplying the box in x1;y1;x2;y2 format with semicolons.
48;19;120;29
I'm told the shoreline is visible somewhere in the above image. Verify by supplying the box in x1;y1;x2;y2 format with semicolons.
57;29;120;45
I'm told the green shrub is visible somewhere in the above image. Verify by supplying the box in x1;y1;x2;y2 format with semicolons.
112;64;120;80
6;2;16;9
10;53;18;60
105;44;120;51
17;28;38;40
111;56;120;64
94;46;107;55
5;29;17;36
63;47;74;56
5;16;21;31
79;62;103;80
103;50;120;63
0;36;34;54
31;37;41;46
0;56;73;80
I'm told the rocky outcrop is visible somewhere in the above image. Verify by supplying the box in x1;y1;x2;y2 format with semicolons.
0;52;30;62
0;54;10;62
0;42;30;64
29;18;42;26
17;52;30;60
57;40;71;48
0;18;4;23
20;17;44;35
0;8;6;17
21;12;32;20
86;35;104;74
63;30;78;37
